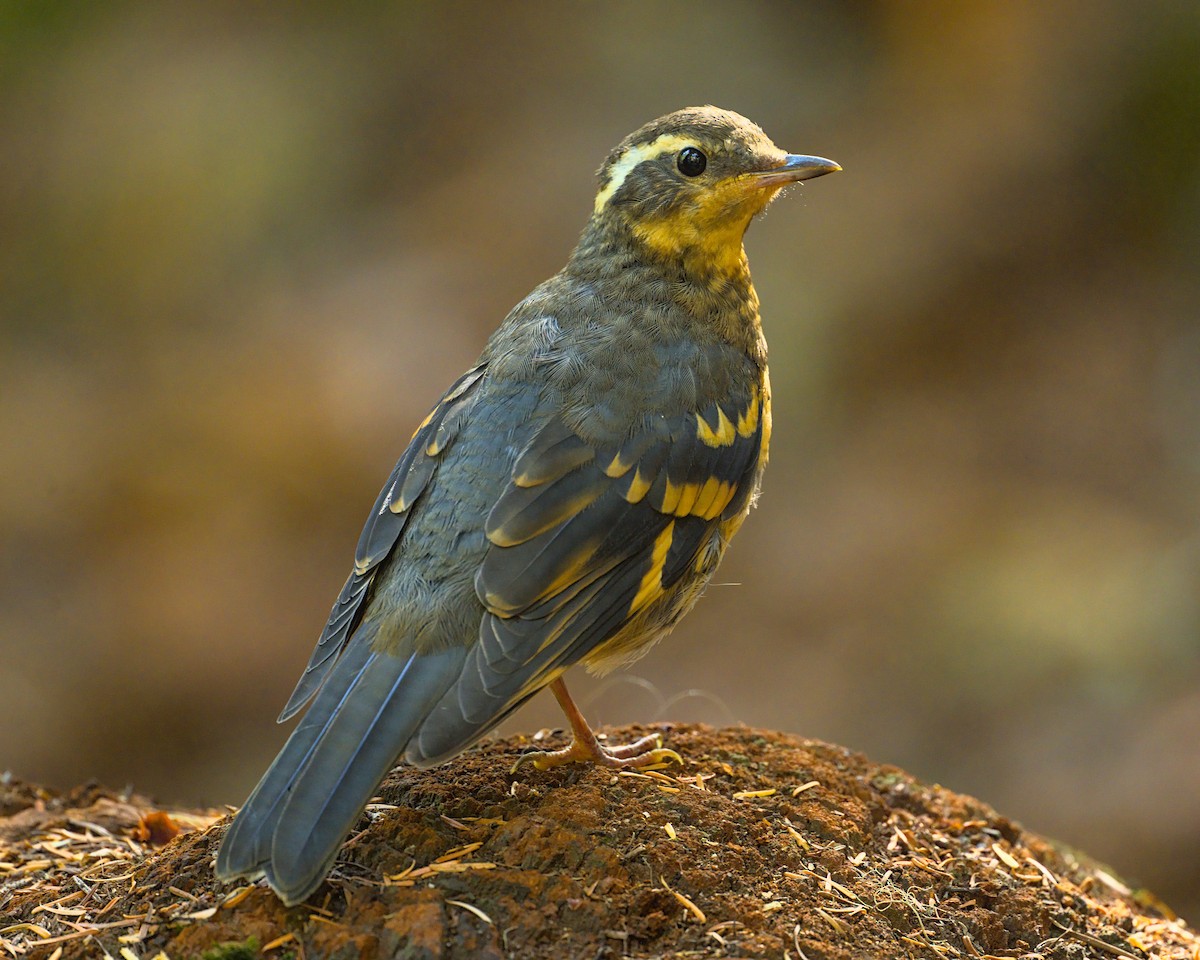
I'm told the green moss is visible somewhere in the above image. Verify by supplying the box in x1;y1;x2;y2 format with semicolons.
197;938;260;960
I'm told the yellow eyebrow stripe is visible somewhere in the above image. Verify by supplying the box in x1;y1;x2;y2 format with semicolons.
594;134;696;213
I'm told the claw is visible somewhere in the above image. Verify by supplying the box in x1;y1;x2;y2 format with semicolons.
510;678;683;774
513;737;682;773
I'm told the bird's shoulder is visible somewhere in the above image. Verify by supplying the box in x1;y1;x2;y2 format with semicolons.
482;272;765;440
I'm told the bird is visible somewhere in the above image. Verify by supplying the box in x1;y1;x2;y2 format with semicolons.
216;105;839;905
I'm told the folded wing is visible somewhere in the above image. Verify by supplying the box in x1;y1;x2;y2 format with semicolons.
407;382;766;765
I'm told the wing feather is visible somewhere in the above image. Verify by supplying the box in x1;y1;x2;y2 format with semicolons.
485;463;611;547
277;365;486;721
406;381;766;764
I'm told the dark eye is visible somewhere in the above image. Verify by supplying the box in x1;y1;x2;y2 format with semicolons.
676;147;707;177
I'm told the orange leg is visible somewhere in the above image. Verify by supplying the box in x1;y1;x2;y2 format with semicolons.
513;678;683;772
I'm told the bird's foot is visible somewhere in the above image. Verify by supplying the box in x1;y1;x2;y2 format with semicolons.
513;731;682;772
511;677;683;773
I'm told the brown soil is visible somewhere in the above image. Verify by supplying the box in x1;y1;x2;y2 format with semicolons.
1;725;1195;959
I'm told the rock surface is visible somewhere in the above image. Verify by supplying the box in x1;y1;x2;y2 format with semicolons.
1;725;1195;959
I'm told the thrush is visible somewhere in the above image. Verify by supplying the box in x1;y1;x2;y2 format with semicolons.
216;106;839;905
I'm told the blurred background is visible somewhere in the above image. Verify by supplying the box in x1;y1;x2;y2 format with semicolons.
2;0;1199;918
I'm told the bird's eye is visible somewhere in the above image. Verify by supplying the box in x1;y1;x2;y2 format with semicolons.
676;147;707;177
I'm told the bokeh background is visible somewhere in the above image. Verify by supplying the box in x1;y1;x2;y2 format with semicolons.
3;0;1199;918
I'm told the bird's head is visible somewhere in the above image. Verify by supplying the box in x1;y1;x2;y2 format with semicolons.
591;106;839;277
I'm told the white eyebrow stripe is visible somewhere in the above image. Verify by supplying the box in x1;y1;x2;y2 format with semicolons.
593;133;695;214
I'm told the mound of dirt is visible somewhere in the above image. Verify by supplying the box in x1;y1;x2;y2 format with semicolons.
1;724;1195;959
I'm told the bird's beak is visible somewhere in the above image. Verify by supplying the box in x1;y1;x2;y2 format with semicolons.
749;154;842;188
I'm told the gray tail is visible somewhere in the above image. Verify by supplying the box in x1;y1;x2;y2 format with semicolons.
215;632;465;905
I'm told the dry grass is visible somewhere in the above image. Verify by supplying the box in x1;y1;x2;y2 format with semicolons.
2;727;1198;959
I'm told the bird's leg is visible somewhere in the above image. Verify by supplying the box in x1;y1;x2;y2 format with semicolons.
512;678;683;772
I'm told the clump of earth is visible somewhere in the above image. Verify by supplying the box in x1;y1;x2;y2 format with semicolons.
2;724;1194;959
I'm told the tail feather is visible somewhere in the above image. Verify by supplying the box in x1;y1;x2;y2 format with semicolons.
217;639;378;880
216;632;465;905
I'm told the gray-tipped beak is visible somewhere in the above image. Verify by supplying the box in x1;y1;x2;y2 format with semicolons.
751;154;842;188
